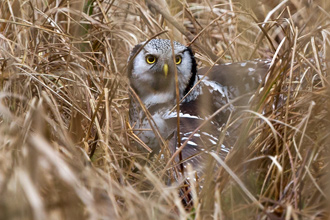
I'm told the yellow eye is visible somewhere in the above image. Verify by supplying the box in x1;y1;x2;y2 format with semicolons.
146;55;157;64
175;55;182;65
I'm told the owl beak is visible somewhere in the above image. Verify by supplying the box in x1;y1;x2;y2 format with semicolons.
163;64;169;78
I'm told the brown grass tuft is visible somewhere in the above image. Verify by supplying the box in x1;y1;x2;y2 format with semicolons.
0;0;329;219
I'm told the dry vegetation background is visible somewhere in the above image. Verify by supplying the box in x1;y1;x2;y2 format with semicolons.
0;0;330;219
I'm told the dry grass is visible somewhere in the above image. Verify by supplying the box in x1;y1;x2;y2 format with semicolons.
0;0;329;219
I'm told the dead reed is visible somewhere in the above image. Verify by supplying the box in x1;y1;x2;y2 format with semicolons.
0;0;329;219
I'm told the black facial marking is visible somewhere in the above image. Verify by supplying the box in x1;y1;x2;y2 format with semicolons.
127;43;143;78
183;47;197;96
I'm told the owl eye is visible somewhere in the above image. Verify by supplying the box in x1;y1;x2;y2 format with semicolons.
175;55;182;65
146;55;157;64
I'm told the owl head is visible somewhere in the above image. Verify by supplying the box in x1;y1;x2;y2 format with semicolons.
127;39;197;106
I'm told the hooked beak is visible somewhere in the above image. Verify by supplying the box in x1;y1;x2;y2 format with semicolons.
163;63;168;78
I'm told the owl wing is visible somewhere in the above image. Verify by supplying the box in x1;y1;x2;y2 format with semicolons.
198;59;270;103
165;60;270;173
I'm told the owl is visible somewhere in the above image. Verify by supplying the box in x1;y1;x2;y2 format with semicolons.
127;39;269;172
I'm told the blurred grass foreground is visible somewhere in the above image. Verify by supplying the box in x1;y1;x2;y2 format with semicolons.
0;0;330;219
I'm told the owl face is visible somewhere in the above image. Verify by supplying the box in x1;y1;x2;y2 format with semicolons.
128;39;197;106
